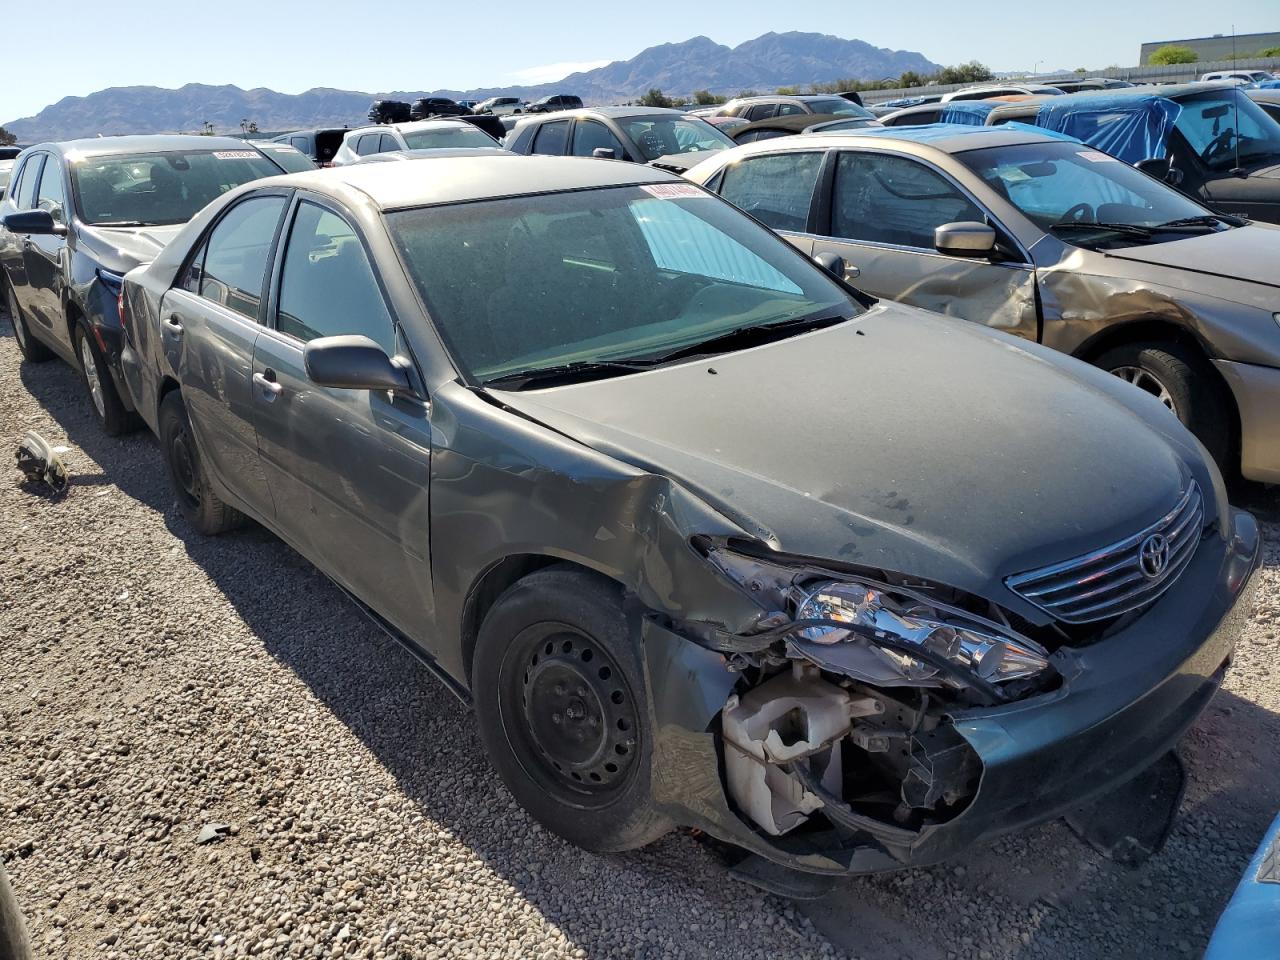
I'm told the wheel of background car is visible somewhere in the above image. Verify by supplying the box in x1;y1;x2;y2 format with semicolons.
1061;201;1095;223
472;566;672;853
1097;341;1233;476
5;283;55;363
74;322;136;436
158;391;245;535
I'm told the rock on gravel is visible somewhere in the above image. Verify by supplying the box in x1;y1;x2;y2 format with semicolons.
1;306;1278;960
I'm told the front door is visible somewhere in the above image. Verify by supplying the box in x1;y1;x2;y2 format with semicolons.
24;155;69;341
813;150;1038;340
251;197;434;640
160;193;287;520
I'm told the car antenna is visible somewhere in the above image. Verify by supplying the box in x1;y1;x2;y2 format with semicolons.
1231;24;1245;177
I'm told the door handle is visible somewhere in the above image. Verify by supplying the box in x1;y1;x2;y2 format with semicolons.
163;315;184;336
843;263;861;281
253;371;283;399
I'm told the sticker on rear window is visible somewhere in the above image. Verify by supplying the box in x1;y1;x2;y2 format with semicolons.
639;183;703;199
1077;150;1118;163
212;150;259;160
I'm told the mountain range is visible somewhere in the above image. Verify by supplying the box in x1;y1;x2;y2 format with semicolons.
3;32;939;142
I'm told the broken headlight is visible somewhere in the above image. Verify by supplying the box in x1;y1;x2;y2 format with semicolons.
792;581;1050;692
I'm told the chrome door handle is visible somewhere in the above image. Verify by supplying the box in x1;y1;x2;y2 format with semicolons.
163;315;184;335
253;371;283;399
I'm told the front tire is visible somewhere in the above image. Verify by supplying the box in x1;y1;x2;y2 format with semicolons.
158;391;244;535
1097;341;1232;472
5;283;54;363
472;567;672;853
74;323;137;436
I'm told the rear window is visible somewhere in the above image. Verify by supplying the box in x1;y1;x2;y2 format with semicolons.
71;150;280;226
401;126;497;150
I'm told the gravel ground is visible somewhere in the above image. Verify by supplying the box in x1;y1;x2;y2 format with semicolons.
0;304;1277;960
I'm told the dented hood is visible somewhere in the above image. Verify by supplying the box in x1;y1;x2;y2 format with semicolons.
1101;223;1280;292
491;306;1197;610
78;223;185;273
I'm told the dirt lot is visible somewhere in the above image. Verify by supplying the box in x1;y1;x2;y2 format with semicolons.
1;306;1277;960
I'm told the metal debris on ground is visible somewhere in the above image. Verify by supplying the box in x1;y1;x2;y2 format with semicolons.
195;824;231;845
15;431;69;496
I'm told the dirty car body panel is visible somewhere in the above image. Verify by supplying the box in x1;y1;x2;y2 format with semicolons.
120;155;1260;878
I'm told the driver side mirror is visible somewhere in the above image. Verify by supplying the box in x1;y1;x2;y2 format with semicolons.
303;335;413;393
592;147;617;160
3;209;67;237
934;221;996;258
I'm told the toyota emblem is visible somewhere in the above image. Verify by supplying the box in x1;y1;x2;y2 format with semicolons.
1139;533;1170;579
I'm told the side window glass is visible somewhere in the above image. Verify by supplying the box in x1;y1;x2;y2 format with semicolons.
16;156;42;210
197;196;286;320
832;152;983;249
718;152;824;232
290;137;309;152
179;236;208;293
745;104;776;121
572;120;626;158
776;103;806;117
355;135;380;156
276;202;396;356
532;120;570;155
35;161;66;223
379;134;399;153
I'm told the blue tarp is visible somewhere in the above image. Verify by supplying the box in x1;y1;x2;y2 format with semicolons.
1032;94;1182;164
1258;79;1280;89
939;101;1000;126
1204;812;1280;959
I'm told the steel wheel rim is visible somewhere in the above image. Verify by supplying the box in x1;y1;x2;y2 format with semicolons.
6;290;25;350
1110;365;1179;417
504;623;639;801
169;424;201;505
79;335;106;418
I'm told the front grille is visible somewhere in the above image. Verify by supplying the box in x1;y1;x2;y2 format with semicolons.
1006;483;1203;624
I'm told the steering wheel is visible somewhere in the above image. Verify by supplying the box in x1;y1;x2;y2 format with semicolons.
1061;201;1095;223
1201;128;1235;164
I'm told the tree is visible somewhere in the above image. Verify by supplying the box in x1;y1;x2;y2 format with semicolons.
692;89;725;105
0;126;16;146
897;71;924;89
937;61;994;85
639;88;673;108
1257;46;1280;57
775;85;802;95
1149;45;1198;65
247;121;259;134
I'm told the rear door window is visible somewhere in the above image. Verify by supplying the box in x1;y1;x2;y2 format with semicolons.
378;134;399;153
35;158;66;223
744;104;777;121
776;102;806;117
571;120;627;158
289;136;310;152
355;135;381;156
15;156;42;210
532;120;571;155
194;195;287;321
718;151;824;232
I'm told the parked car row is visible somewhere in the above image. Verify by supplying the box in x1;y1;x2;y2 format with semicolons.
0;130;1266;894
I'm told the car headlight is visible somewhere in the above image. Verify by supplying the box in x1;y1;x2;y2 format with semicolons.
794;580;1050;687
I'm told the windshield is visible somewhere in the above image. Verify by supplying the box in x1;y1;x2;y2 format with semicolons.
388;184;854;383
401;126;496;150
804;98;876;119
71;150;280;226
1173;88;1280;169
958;141;1213;242
262;147;316;173
619;116;734;160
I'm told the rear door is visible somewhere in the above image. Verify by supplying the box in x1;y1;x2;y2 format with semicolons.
812;149;1038;339
159;192;288;519
250;196;434;639
4;154;44;318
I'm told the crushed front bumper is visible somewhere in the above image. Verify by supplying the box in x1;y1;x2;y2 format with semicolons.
1214;359;1280;484
641;508;1262;876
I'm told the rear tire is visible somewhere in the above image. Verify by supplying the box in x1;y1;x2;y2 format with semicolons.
158;391;244;535
5;283;54;363
1097;340;1232;474
74;322;137;436
472;567;672;853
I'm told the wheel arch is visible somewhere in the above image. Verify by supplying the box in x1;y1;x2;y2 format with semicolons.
459;553;626;686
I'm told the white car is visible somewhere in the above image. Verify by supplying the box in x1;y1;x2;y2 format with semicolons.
331;119;502;165
1199;70;1274;84
474;96;526;116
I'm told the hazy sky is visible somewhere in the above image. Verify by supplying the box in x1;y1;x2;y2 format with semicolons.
3;0;1276;122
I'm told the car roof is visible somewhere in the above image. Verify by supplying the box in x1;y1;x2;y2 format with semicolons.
541;106;689;119
733;113;847;135
346;118;475;138
727;123;1061;156
269;153;679;209
28;134;263;158
352;147;513;163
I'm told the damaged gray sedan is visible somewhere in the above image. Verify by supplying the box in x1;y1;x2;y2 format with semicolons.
117;155;1261;885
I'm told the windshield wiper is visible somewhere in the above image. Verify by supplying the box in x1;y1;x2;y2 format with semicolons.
481;358;656;390
628;313;852;366
1049;221;1156;238
94;220;155;227
1154;213;1248;229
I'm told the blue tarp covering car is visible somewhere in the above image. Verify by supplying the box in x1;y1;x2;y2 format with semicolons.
1204;811;1280;959
939;100;999;126
1031;94;1183;165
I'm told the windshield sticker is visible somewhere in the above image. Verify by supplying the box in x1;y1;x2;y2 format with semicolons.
640;183;704;200
1078;150;1119;163
212;150;259;160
